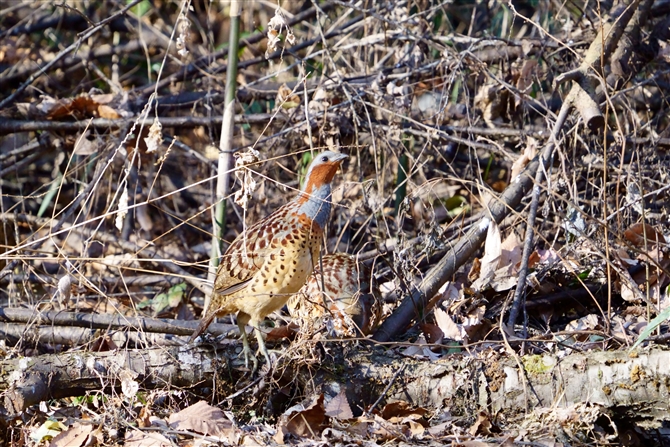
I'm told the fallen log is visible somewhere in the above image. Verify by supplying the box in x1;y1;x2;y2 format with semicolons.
2;340;670;437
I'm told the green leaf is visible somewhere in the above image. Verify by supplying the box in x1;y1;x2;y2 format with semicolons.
281;100;300;109
577;269;590;280
631;295;670;351
450;78;461;104
37;172;62;218
246;101;264;114
299;152;313;188
443;195;469;218
70;395;86;406
130;0;151;17
139;283;187;314
432;10;443;31
445;341;463;354
443;195;466;210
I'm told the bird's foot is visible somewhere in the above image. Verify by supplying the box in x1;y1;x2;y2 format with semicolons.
253;327;278;373
242;332;258;374
257;348;278;371
238;326;278;374
240;338;259;373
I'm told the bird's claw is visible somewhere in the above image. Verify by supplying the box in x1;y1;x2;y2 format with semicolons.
239;325;276;374
242;346;259;373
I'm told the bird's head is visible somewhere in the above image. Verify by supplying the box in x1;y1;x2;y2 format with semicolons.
301;151;348;194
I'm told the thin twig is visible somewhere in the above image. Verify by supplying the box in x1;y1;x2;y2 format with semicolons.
0;0;142;109
365;363;406;416
0;307;237;337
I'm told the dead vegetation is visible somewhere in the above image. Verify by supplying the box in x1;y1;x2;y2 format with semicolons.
2;0;670;445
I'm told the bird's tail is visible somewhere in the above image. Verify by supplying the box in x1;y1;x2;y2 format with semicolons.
187;312;216;343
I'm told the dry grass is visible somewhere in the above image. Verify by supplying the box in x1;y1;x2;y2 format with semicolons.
2;0;670;444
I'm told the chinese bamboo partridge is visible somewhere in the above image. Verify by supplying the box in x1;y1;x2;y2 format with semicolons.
188;151;348;370
287;253;382;337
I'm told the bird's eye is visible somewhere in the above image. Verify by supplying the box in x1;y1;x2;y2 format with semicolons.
321;156;329;162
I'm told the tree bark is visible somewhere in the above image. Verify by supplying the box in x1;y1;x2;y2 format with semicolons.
0;308;237;340
2;342;670;434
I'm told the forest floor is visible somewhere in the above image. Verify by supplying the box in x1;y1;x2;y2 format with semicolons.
2;1;670;446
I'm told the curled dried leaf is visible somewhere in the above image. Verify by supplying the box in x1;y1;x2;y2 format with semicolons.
266;8;295;59
115;188;129;231
144;118;162;154
233;149;260;210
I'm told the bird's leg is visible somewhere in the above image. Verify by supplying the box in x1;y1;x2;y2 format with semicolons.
253;326;273;368
237;319;257;372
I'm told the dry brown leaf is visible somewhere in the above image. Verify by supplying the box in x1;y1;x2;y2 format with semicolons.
97;104;120;119
90;334;119;352
490;263;519;292
137;407;151;428
364;402;430;440
308;84;330;113
276;83;300;110
624;222;665;247
527;250;541;269
516;59;538;94
471;220;502;291
420;322;444;344
73;131;98;155
407;419;425;437
49;422;94;447
468;257;481;283
369;414;405;440
278;394;326;438
426;421;451;437
468;410;493;436
400;335;442;360
46;94;100;119
434;307;462;341
124;430;171;447
169;401;238;442
615;248;637;266
638;245;666;266
266;322;299;342
325;390;353;420
0;39;31;64
273;425;289;445
380;401;428;420
500;231;522;267
341;418;369;437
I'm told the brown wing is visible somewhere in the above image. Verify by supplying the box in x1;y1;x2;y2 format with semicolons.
214;204;296;295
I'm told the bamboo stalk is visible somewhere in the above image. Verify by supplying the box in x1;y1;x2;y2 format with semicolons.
206;0;241;314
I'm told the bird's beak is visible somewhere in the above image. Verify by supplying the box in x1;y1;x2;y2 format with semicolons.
332;153;348;164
